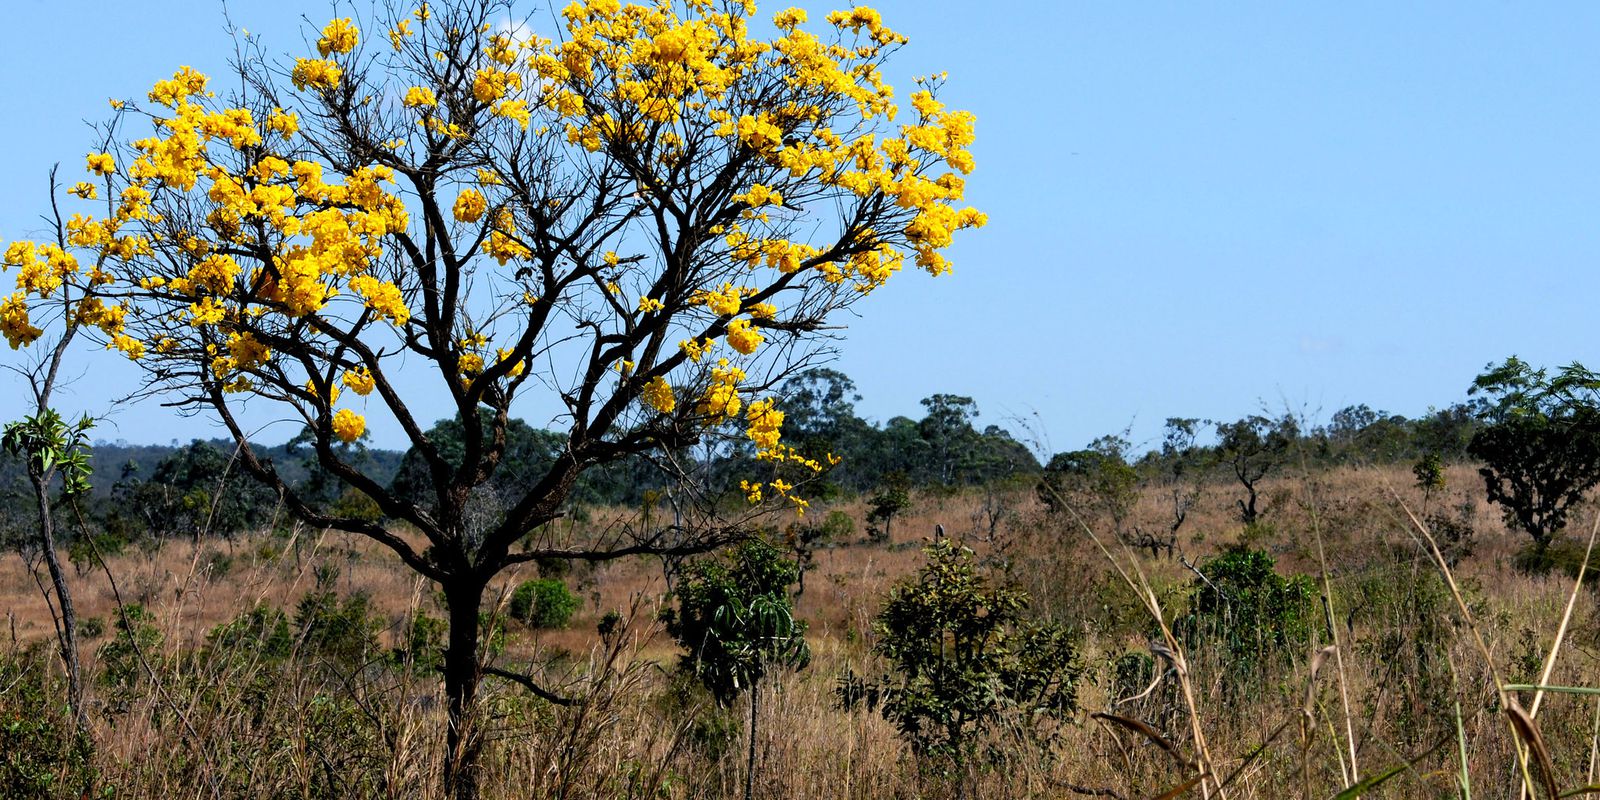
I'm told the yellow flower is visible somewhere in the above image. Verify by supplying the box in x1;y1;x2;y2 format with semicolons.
403;86;437;108
86;153;115;176
341;367;376;396
697;358;745;420
0;293;42;349
108;334;145;360
745;398;784;450
773;8;807;29
348;275;411;326
726;318;764;355
495;347;525;377
641;376;675;413
331;408;365;443
265;108;300;139
453;189;487;223
740;479;763;504
318;18;360;57
291;58;342;91
735;184;783;207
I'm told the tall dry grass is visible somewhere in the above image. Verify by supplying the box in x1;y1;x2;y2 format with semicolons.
2;462;1599;797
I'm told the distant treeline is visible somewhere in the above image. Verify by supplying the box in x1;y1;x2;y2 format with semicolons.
0;368;1484;549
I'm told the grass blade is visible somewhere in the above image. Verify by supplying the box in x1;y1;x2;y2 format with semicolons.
1153;773;1205;800
1507;698;1561;800
1507;685;1600;697
1092;711;1194;769
1330;763;1406;799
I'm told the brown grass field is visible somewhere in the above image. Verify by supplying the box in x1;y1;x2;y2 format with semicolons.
4;461;1600;798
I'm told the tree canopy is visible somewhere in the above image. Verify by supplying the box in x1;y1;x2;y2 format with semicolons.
0;2;984;796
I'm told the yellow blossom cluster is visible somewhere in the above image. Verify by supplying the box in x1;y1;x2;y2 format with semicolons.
641;375;675;413
0;293;41;349
331;408;366;443
744;398;783;450
404;86;438;108
342;367;376;396
318;18;360;57
453;189;488;223
692;283;745;316
725;318;764;355
696;359;744;420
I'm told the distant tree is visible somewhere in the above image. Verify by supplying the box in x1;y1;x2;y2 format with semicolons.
1213;414;1298;524
969;424;1042;483
125;440;278;542
779;369;864;446
1038;434;1139;536
918;394;981;486
1325;404;1412;463
286;424;381;520
388;413;565;514
866;471;912;544
1411;403;1481;461
1146;417;1207;556
1466;357;1600;555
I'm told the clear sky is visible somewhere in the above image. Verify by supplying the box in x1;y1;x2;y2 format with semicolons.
3;1;1598;453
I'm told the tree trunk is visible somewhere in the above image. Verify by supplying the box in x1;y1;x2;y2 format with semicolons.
31;473;83;731
442;579;485;800
745;679;760;800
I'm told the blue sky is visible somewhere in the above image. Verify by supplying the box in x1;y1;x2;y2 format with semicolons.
3;1;1598;453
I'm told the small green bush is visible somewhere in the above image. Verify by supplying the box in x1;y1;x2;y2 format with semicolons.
294;589;381;666
207;605;293;661
1177;546;1315;687
97;603;162;697
509;578;580;629
0;647;97;798
392;613;447;672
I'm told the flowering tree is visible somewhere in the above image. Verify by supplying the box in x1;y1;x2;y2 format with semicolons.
0;0;982;795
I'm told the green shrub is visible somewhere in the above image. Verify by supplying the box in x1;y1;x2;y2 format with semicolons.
0;648;97;798
294;589;381;666
664;539;808;705
207;605;293;661
1177;546;1315;686
77;616;105;640
509;578;580;629
865;539;1081;763
97;603;162;698
392;613;447;672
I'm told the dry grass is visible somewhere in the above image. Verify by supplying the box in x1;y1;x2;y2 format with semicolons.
3;462;1600;798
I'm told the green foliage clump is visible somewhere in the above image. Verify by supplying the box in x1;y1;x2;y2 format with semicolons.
1214;415;1298;524
97;603;162;698
207;604;293;661
664;539;809;706
865;539;1081;763
865;472;910;544
393;613;447;672
0;647;98;798
1177;547;1315;684
294;586;381;667
1038;435;1139;532
509;578;580;629
1467;357;1600;555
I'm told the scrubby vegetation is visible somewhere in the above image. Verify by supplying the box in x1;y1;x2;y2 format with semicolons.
3;358;1600;797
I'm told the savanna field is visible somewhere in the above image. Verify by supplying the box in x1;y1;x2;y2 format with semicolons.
6;454;1600;798
2;1;1600;799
